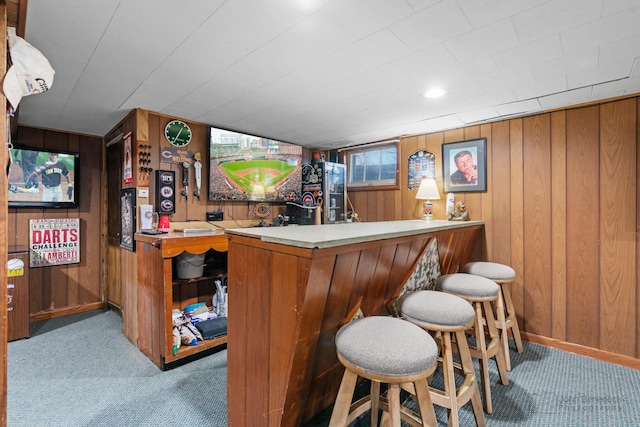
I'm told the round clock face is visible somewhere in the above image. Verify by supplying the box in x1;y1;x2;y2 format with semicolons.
164;120;192;147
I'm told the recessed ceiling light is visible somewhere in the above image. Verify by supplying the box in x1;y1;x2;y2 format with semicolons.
424;87;447;98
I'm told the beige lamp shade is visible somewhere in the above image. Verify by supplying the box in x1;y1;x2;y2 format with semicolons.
416;178;441;200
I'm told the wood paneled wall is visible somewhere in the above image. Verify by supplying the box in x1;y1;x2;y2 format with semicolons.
8;127;104;319
105;109;313;318
349;95;640;365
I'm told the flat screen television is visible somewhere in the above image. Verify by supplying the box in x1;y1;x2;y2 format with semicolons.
8;146;79;208
209;127;302;202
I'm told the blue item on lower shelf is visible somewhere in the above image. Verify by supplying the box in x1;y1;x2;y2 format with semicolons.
195;317;227;340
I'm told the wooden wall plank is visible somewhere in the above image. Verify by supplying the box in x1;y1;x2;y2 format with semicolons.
401;135;419;220
509;119;525;328
599;99;636;356
522;114;552;336
566;106;600;348
348;95;640;363
550;110;568;341
638;97;640;359
268;251;301;426
488;121;509;263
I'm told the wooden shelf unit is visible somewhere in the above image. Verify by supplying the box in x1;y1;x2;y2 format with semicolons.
134;231;228;370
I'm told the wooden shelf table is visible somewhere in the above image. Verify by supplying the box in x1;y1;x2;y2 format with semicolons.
134;231;228;370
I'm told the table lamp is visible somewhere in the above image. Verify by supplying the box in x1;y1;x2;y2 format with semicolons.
416;178;441;220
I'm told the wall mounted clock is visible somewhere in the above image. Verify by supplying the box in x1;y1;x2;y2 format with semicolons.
164;120;192;147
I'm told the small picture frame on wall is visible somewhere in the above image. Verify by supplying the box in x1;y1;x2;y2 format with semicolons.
120;188;136;251
442;138;487;193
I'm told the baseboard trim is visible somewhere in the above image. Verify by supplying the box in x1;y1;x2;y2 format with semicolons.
521;331;640;371
29;302;106;322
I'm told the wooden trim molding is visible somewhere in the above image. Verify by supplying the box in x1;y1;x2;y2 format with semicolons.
521;332;640;371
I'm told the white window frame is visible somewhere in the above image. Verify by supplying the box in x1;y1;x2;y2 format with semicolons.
340;141;399;191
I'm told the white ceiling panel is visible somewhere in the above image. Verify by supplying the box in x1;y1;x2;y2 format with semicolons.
324;0;417;38
390;0;471;51
566;60;634;90
560;6;640;55
11;0;640;149
444;19;520;63
455;0;549;28
494;99;541;116
512;0;603;44
491;35;563;73
537;87;593;110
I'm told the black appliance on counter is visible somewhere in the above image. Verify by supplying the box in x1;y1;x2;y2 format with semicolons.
286;201;316;225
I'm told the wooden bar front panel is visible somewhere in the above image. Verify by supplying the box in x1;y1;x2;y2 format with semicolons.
227;225;481;427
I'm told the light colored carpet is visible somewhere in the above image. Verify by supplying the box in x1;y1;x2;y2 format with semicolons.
8;309;228;427
8;309;640;426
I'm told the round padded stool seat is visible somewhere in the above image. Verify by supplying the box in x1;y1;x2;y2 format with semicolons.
336;316;437;378
401;290;475;331
436;273;509;414
399;291;486;427
330;316;439;427
437;273;499;299
463;262;515;282
462;261;523;373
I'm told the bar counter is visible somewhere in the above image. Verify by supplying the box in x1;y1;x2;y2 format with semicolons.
225;220;483;426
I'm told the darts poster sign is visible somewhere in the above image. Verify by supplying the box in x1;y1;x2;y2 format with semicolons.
29;218;80;268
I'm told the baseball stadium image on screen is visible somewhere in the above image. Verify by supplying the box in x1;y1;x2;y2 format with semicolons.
209;127;302;202
8;146;79;208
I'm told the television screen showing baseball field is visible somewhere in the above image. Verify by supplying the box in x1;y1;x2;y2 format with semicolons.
209;127;302;202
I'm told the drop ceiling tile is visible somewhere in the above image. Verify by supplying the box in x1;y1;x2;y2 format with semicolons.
561;6;640;55
531;48;599;80
537;86;593;110
512;0;602;44
476;67;535;94
494;99;541;116
323;0;418;38
633;59;640;77
457;107;500;124
437;57;499;85
455;0;549;28
419;114;465;133
444;19;520;63
513;75;568;100
491;35;562;73
567;60;634;90
212;11;357;92
393;44;459;80
390;0;472;51
599;35;640;65
603;0;640;15
591;75;640;97
467;89;518;109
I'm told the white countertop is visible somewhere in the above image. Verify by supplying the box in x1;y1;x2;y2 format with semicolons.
225;220;483;249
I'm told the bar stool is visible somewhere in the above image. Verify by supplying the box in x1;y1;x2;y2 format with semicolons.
437;273;509;414
329;316;439;427
463;262;523;371
400;290;486;427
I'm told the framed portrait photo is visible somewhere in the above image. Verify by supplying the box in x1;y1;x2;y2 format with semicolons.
442;138;487;193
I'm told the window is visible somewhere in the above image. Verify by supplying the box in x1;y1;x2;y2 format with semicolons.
341;141;399;190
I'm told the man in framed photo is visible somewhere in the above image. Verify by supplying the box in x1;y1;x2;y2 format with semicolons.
450;150;477;185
